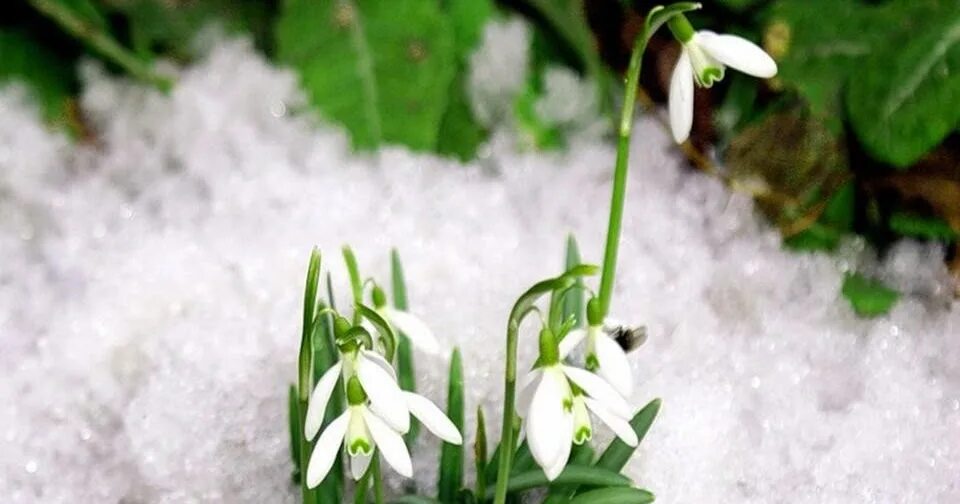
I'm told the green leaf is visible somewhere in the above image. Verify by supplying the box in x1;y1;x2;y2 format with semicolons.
767;0;893;129
484;465;631;498
889;212;958;241
569;487;655;504
0;30;75;130
391;249;420;447
546;444;595;500
714;0;764;11
562;235;585;328
783;180;855;252
276;0;457;151
111;0;273;60
437;72;488;161
389;497;442;504
594;398;661;472
287;384;301;479
299;248;322;398
356;303;397;361
342;246;363;306
474;407;488;499
841;273;900;318
438;348;465;502
847;8;960;167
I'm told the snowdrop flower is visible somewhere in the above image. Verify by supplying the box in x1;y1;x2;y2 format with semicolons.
558;299;643;398
305;376;413;485
518;328;633;480
303;341;462;486
372;286;440;355
667;15;777;143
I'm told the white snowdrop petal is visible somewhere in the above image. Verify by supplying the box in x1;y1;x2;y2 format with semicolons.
362;409;413;478
594;335;633;398
517;369;542;418
558;328;587;359
385;307;440;355
696;31;777;78
361;349;398;381
357;355;410;433
561;365;632;419
305;411;350;488
544;411;574;480
404;392;462;444
526;369;566;470
584;397;638;447
350;452;373;480
669;49;695;143
304;361;343;440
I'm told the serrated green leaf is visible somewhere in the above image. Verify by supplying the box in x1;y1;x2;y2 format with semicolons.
569;487;655;504
0;30;75;131
438;348;465;502
276;0;457;151
841;273;900;318
847;9;960;167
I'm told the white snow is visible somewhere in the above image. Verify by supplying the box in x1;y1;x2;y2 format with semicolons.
1;30;959;504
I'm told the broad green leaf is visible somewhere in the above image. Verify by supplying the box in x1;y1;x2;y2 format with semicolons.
437;73;488;161
841;273;900;318
569;487;655;504
594;398;661;472
766;0;894;129
483;465;631;498
0;30;75;130
391;249;420;447
446;0;494;60
847;8;960;167
889;212;958;241
276;0;456;151
438;349;465;502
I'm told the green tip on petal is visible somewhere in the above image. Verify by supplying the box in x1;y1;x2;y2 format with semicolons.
574;426;592;445
585;353;600;372
348;438;372;456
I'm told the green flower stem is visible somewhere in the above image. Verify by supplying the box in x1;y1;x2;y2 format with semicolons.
372;456;386;504
596;27;651;321
26;0;173;92
492;318;521;504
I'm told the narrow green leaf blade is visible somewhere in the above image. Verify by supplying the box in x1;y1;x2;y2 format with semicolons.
474;407;488;499
484;465;631;498
594;398;661;472
391;249;420;447
438;348;465;502
341;246;363;305
288;384;301;479
562;234;585;328
569;487;655;504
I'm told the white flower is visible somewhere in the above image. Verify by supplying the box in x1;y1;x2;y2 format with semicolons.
377;305;441;355
669;30;777;143
517;362;632;480
559;322;634;398
305;400;412;486
303;349;462;487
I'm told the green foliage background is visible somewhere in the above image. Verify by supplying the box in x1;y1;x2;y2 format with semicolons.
3;0;959;315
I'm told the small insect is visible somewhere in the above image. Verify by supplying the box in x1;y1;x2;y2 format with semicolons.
604;324;648;353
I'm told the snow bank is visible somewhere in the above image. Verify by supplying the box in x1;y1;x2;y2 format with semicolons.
1;33;958;503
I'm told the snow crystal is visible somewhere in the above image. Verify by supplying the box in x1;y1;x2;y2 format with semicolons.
1;34;959;504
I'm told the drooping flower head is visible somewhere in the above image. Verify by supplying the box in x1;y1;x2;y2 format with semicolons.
518;327;636;480
667;15;777;143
